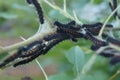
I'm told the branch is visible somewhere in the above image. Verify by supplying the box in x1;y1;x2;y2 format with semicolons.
0;29;56;54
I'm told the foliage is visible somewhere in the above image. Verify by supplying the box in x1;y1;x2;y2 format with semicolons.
0;0;120;80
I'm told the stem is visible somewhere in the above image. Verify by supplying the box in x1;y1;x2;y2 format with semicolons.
109;70;120;80
63;0;67;12
35;59;49;80
43;0;83;24
98;4;120;37
0;30;56;54
20;37;48;80
90;0;94;4
73;10;81;24
80;54;97;75
75;46;108;80
105;27;120;31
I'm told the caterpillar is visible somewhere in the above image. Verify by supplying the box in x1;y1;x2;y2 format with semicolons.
13;35;72;67
82;22;113;35
54;21;83;37
26;0;44;24
90;44;100;51
20;42;46;58
84;30;108;47
0;40;44;68
44;33;65;41
110;56;120;65
99;48;115;57
0;47;24;68
54;21;81;31
106;36;120;47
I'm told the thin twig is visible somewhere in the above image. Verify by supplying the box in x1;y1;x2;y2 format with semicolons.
20;36;49;80
43;0;83;24
109;70;120;80
105;27;120;31
0;30;56;54
73;10;81;24
75;46;109;80
35;59;49;80
98;4;120;37
63;0;67;12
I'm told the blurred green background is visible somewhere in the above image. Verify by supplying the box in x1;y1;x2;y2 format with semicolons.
0;0;120;80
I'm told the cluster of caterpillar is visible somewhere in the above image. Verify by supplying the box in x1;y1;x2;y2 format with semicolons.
0;0;120;68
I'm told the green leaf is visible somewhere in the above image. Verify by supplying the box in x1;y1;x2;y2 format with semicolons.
0;12;18;19
76;70;109;80
76;74;93;80
0;52;9;60
12;3;32;12
92;70;109;80
65;46;85;74
48;73;72;80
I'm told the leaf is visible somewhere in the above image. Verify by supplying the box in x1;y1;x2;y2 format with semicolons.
75;70;109;80
0;12;18;19
49;10;66;20
65;46;85;74
92;70;109;80
76;74;93;80
0;52;9;60
48;73;72;80
12;3;32;13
